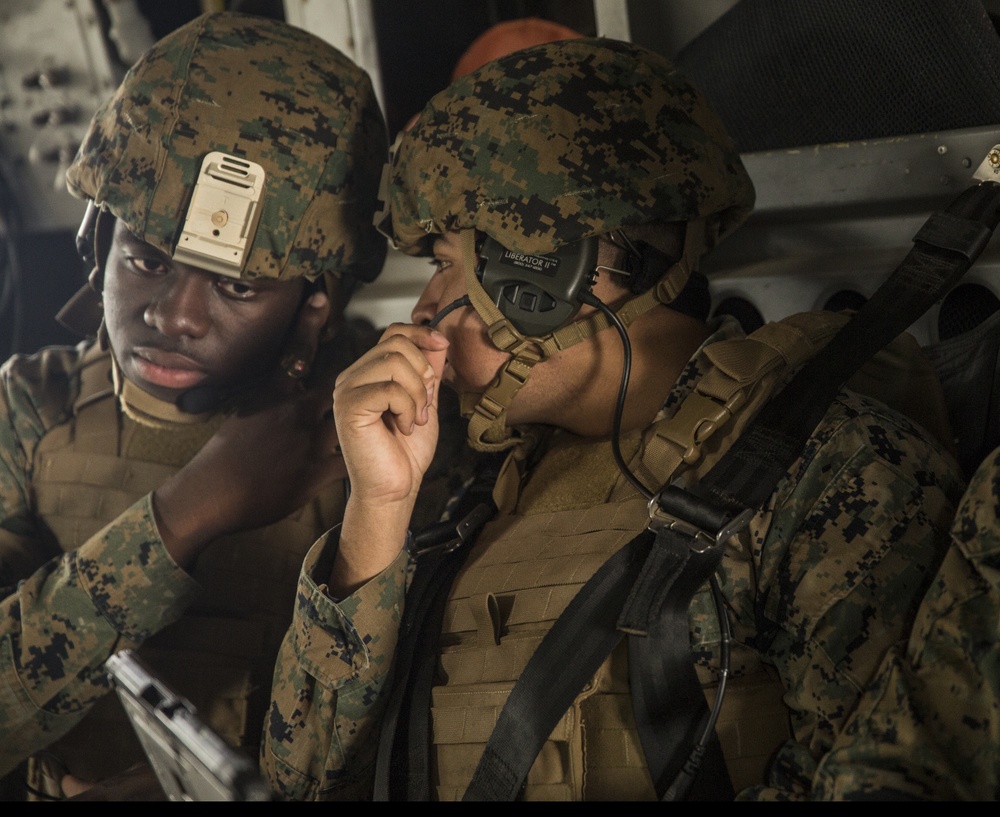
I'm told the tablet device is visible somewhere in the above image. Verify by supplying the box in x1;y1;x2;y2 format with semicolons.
105;650;271;801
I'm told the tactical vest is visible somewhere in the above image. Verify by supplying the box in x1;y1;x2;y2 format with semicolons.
26;345;347;793
424;312;955;800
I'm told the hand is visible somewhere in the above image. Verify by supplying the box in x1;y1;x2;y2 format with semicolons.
334;323;447;505
328;323;448;594
152;292;348;570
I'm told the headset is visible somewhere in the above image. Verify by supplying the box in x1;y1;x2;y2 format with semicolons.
475;235;600;336
428;231;709;332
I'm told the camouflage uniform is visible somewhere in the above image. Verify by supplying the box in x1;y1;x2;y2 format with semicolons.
0;341;345;780
262;316;965;800
260;39;966;800
0;10;388;794
801;445;1000;801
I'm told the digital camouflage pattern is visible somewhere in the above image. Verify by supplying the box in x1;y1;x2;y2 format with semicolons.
805;444;1000;801
0;338;356;789
262;531;408;800
261;316;966;800
0;345;200;776
66;12;387;283
382;37;755;259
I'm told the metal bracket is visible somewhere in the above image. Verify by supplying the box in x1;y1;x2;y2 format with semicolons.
647;488;753;554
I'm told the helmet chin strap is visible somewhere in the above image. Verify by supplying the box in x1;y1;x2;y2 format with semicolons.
110;352;216;429
459;222;707;452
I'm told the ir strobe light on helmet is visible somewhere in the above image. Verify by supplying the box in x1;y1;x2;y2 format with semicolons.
173;152;266;278
478;236;598;336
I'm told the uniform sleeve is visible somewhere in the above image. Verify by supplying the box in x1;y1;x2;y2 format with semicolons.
734;392;966;800
0;494;200;777
0;349;75;587
807;445;1000;801
261;525;408;801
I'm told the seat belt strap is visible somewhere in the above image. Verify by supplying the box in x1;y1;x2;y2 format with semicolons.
623;170;1000;799
462;528;654;800
705;176;1000;513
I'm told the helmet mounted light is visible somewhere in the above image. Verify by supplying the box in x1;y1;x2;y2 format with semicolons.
173;152;266;278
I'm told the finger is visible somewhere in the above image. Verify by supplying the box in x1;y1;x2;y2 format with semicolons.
377;322;450;354
338;331;435;383
280;290;331;381
342;329;447;386
394;325;448;396
339;380;423;438
337;346;437;424
338;365;428;434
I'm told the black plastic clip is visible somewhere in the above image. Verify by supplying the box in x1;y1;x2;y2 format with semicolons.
408;502;494;558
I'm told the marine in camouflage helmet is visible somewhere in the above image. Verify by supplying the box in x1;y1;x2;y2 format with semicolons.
380;37;754;449
67;11;388;287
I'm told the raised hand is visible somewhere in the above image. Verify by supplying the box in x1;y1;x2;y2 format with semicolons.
327;322;449;595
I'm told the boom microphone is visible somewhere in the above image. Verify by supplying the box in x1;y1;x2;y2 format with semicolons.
428;295;471;328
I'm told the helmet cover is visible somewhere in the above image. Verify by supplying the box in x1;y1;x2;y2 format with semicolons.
66;11;388;283
383;37;754;262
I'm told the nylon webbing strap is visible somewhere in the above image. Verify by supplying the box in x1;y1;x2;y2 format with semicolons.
374;461;501;801
628;577;733;799
702;179;1000;513
373;544;466;801
462;518;733;801
462;528;654;800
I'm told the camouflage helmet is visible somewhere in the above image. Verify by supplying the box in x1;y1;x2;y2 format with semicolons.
66;11;387;285
381;36;754;263
380;38;755;453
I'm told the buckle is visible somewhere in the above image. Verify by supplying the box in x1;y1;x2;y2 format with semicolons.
646;486;753;554
408;502;494;558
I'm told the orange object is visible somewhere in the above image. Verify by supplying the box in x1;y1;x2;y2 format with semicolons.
451;17;584;79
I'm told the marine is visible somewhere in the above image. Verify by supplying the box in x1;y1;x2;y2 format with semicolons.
810;442;1000;800
260;38;966;800
0;10;386;799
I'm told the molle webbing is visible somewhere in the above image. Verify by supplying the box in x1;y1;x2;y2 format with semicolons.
433;498;652;800
629;312;848;493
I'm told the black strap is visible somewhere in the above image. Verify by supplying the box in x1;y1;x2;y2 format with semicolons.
702;181;1000;513
462;524;736;801
373;458;501;802
463;490;738;801
373;542;474;801
463;529;653;800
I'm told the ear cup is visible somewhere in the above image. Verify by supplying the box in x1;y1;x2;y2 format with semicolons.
477;236;599;336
